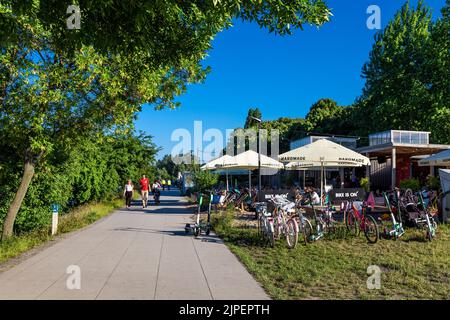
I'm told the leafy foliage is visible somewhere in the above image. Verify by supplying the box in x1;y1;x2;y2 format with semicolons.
233;1;449;152
399;178;421;191
244;108;262;129
356;0;449;144
193;170;219;193
0;132;158;234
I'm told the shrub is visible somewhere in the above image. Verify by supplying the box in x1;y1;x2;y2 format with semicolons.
399;178;421;191
192;170;219;193
426;175;440;190
360;177;370;192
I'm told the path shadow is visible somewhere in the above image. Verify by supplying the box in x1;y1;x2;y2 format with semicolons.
142;207;193;215
113;226;188;236
112;226;224;244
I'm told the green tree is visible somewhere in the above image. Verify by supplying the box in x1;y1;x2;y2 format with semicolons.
0;131;159;234
0;41;158;239
0;0;333;238
244;108;262;129
357;1;449;144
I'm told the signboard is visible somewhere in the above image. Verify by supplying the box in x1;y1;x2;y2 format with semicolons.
181;172;195;196
328;188;365;202
51;204;59;235
257;189;295;203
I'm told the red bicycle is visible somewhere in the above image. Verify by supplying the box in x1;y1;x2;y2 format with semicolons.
343;201;379;244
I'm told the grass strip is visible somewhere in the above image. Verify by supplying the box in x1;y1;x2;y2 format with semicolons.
212;211;450;300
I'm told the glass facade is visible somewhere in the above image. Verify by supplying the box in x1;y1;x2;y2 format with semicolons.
369;130;430;146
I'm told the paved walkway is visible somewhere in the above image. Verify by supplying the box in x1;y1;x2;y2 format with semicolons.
0;190;268;300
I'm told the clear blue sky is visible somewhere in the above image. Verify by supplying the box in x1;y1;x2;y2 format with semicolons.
135;0;445;159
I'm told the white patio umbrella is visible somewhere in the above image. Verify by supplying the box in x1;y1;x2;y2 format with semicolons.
419;149;450;167
218;150;284;190
201;154;235;190
279;139;370;205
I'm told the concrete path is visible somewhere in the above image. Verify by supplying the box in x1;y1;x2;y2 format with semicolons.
0;190;269;300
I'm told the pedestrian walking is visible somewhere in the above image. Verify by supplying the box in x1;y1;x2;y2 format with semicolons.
139;174;150;208
167;179;171;191
123;180;134;209
161;179;166;191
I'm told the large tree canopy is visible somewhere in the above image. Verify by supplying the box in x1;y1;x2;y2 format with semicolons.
0;0;332;238
357;0;449;144
1;0;332;109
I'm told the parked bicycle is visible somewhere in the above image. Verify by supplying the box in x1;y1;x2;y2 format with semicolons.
268;194;299;249
343;200;379;244
398;189;437;241
255;202;275;247
304;188;338;242
292;203;313;245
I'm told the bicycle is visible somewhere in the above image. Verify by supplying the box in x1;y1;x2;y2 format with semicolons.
292;202;313;245
304;189;337;242
417;192;438;241
255;202;275;247
343;200;379;244
269;194;299;249
402;190;438;241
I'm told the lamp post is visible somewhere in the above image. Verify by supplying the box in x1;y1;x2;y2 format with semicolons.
250;116;262;203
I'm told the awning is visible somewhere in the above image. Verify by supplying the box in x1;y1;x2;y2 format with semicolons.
419;149;450;167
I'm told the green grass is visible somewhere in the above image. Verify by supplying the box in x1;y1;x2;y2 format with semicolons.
212;211;450;300
0;199;123;264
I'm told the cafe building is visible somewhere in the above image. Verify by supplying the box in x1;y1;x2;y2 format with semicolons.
357;130;450;190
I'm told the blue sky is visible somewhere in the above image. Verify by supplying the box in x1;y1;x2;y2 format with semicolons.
135;0;445;159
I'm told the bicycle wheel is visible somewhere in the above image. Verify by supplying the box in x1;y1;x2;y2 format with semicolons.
426;217;437;241
258;217;264;237
345;211;359;236
325;219;337;235
426;229;433;241
273;214;281;240
267;220;275;247
194;227;200;238
286;218;298;249
363;215;379;244
299;216;313;244
315;217;325;238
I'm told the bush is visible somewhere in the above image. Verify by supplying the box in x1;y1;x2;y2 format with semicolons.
426;175;440;190
211;211;234;235
399;178;421;191
360;177;370;192
0;131;158;235
192;170;219;193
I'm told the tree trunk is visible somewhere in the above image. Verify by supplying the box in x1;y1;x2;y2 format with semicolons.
1;160;35;240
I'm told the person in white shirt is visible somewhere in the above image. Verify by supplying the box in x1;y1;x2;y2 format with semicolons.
311;191;321;205
123;180;134;208
305;187;321;205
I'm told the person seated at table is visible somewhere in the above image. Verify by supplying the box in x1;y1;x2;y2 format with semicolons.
304;187;321;205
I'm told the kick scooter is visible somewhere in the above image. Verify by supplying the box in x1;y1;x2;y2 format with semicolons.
382;191;405;240
185;192;212;237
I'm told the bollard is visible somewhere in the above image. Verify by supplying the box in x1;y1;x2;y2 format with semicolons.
51;204;59;235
